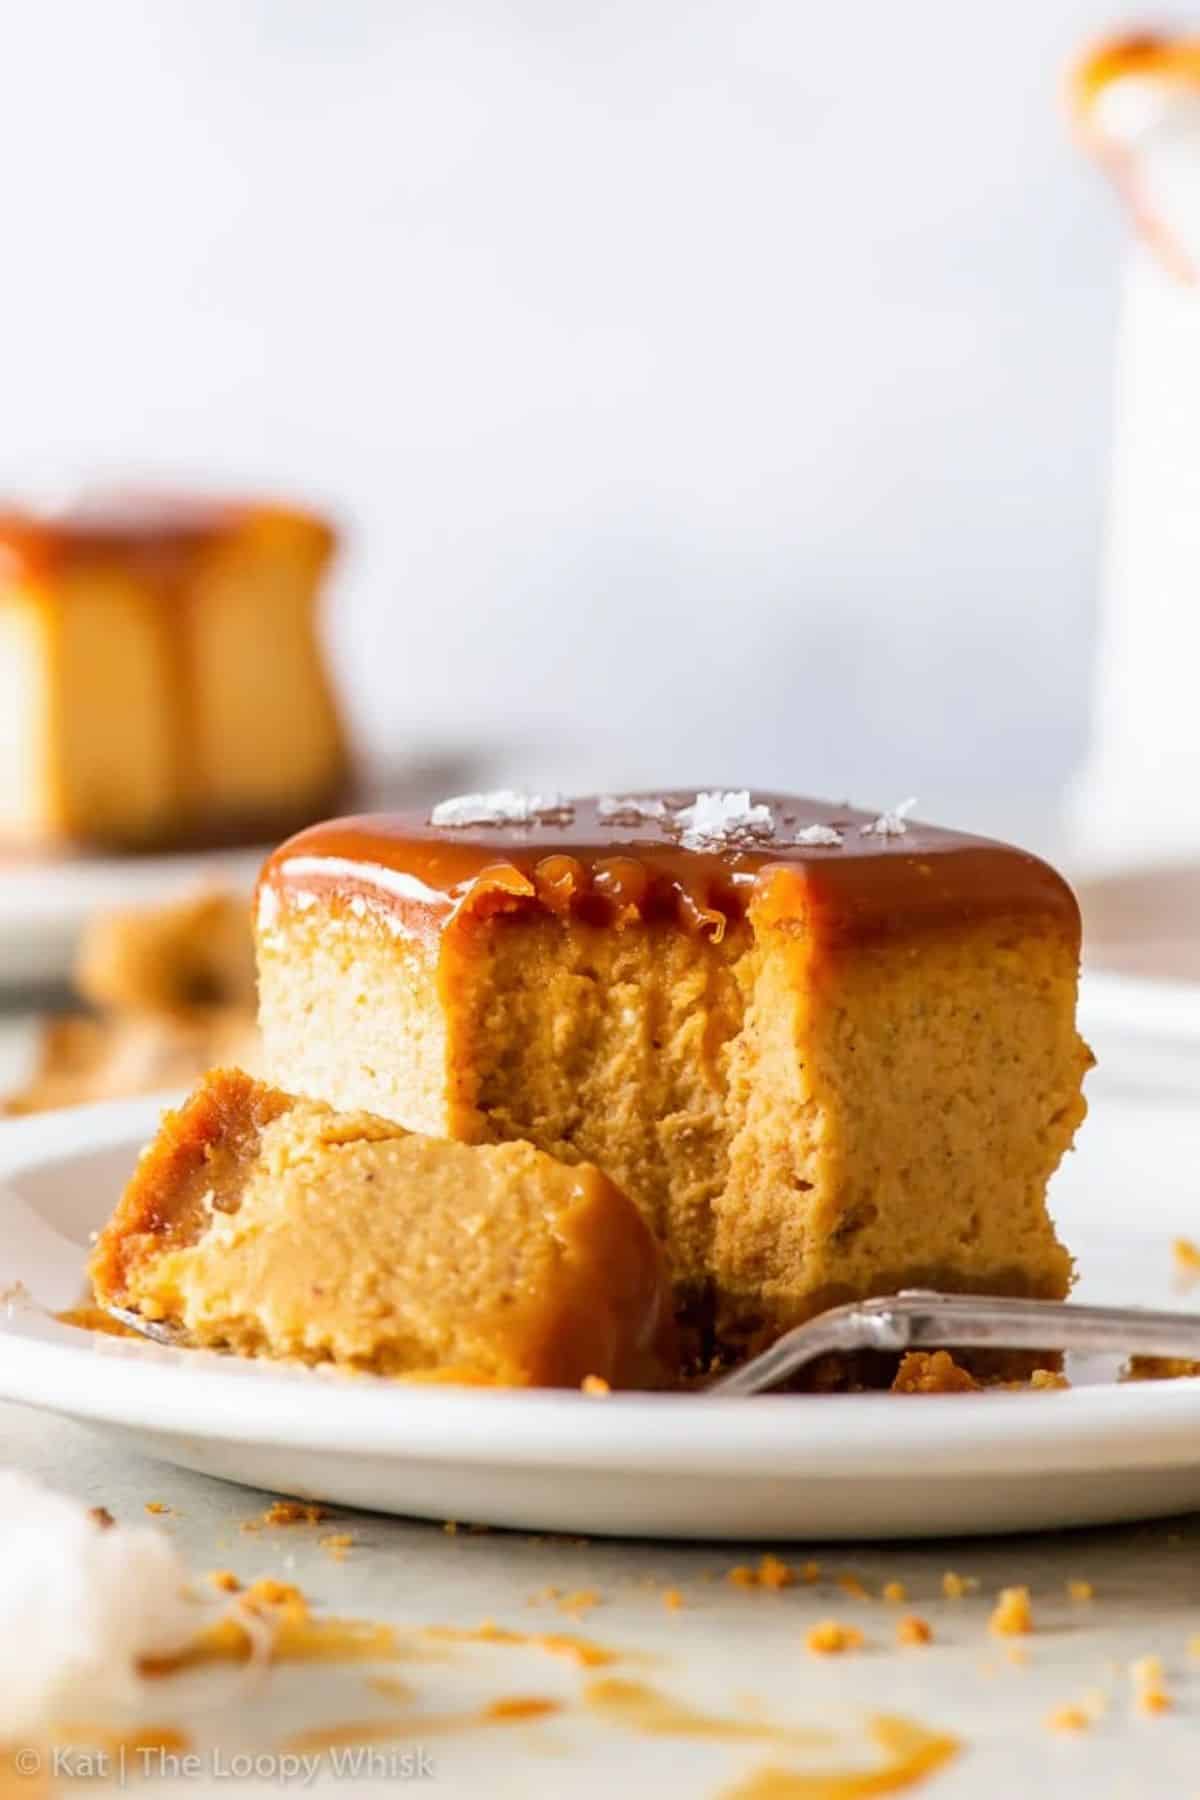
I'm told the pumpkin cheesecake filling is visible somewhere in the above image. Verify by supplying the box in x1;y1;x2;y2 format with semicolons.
90;1067;676;1389
254;793;1092;1358
89;791;1091;1384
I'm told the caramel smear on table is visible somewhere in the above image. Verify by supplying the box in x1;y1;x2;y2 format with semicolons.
722;1715;961;1799
583;1679;831;1748
425;1622;619;1668
369;1676;416;1704
146;1582;399;1673
197;1615;398;1667
285;1697;560;1752
52;1725;191;1756
0;1752;50;1799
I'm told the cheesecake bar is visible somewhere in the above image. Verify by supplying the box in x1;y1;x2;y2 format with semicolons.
257;791;1093;1352
89;1068;675;1388
0;495;348;851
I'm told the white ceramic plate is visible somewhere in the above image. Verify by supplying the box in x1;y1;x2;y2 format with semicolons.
0;989;1198;1541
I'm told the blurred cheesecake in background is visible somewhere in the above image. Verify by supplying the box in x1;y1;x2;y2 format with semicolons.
1069;36;1200;872
0;494;349;853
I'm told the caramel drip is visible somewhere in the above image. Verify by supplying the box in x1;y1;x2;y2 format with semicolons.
261;795;1079;952
0;495;333;581
1070;33;1200;283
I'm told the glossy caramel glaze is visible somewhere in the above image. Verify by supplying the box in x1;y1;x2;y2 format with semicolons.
261;795;1081;950
0;494;334;583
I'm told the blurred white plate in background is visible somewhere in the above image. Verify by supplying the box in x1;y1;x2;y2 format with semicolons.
0;844;264;993
0;751;485;993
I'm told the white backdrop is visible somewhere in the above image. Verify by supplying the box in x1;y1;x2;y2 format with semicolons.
0;0;1129;850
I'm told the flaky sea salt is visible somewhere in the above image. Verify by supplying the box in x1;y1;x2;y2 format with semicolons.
0;1471;206;1737
673;791;776;848
430;791;574;828
793;823;845;848
860;797;918;838
256;885;280;932
595;796;669;824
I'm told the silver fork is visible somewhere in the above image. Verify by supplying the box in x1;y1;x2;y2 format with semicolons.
102;1293;1200;1395
707;1291;1200;1395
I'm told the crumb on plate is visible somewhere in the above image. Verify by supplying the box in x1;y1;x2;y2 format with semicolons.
891;1350;979;1394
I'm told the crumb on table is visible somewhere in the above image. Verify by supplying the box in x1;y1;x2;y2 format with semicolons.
261;1500;329;1526
1130;1655;1172;1713
1046;1703;1090;1733
805;1620;865;1655
728;1554;796;1591
882;1580;907;1604
988;1588;1033;1637
896;1615;933;1647
1173;1236;1200;1277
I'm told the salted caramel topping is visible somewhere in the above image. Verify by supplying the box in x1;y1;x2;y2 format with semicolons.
261;793;1080;951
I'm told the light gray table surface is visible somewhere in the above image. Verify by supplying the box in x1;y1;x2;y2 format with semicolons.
3;1021;1200;1798
6;1398;1200;1799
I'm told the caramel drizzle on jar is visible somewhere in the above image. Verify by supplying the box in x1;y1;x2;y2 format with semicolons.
1070;32;1200;284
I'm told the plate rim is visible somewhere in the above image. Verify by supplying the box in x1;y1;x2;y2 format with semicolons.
4;1091;1200;1484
